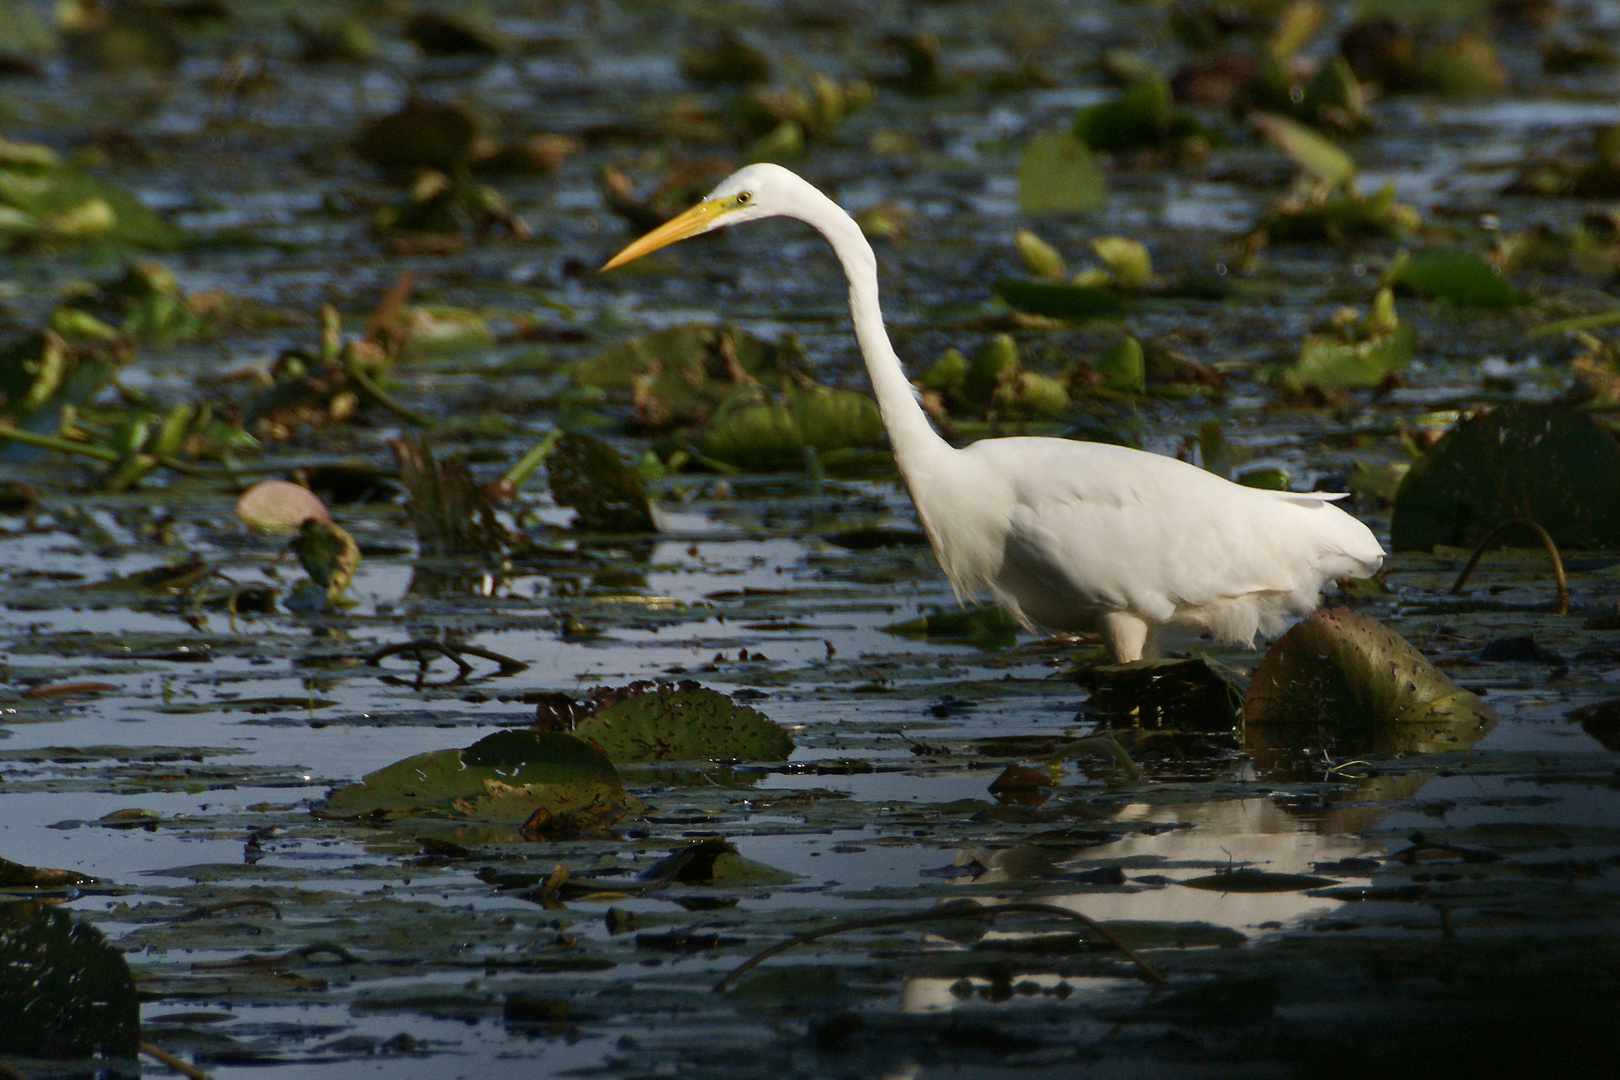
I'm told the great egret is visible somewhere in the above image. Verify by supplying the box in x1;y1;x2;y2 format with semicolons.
603;164;1384;662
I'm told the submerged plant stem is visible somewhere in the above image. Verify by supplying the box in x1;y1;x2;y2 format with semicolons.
140;1041;214;1080
712;900;1165;992
1047;735;1143;781
0;423;120;462
343;362;435;427
1449;517;1569;615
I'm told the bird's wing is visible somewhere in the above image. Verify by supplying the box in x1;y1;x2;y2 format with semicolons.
965;439;1381;618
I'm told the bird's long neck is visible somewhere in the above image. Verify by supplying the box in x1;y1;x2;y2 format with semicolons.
792;188;951;475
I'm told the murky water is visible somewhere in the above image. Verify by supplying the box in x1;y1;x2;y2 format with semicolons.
3;1;1620;1076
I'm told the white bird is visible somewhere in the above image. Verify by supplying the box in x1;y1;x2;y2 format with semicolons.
603;164;1385;662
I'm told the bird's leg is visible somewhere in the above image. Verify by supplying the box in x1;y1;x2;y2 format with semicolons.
1103;612;1150;664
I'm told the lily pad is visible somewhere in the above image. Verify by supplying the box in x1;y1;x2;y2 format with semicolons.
236;480;332;535
321;730;626;824
1285;289;1416;390
573;323;802;432
291;518;360;602
574;682;793;763
884;605;1020;650
993;278;1128;320
639;837;797;886
1181;871;1339;893
1243;607;1497;763
547;432;657;533
1017;131;1106;215
0;902;138;1059
1251;111;1356;188
1072;75;1189;152
1388;250;1526;307
0;151;183;249
1390;403;1620;551
703;386;884;470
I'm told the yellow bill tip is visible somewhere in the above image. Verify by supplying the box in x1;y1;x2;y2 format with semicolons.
600;200;726;271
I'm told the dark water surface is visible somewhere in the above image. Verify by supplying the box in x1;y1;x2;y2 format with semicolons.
3;2;1620;1076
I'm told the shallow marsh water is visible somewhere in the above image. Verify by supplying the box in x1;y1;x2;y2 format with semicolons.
3;1;1620;1076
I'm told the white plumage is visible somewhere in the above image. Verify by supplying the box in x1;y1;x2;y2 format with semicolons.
604;164;1385;661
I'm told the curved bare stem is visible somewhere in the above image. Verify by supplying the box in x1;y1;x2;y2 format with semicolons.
1449;517;1568;616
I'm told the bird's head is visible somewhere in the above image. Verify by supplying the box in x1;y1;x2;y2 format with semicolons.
601;163;806;270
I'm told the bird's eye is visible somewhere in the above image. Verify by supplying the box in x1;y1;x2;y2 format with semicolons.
736;192;752;205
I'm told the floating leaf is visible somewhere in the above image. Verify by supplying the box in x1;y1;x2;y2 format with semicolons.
354;100;481;177
0;156;183;248
1096;335;1146;393
1422;34;1507;97
1090;236;1152;290
1390;402;1620;551
1387;250;1526;307
235;480;332;535
993;279;1128;320
0;903;138;1059
574;323;801;432
1181;871;1338;893
884;605;1020;650
1073;76;1174;151
1017;132;1106;215
964;334;1020;405
321;730;626;823
1251;111;1356;188
547;432;657;533
1244;607;1497;768
1256;182;1421;245
995;371;1070;417
291;518;360;602
574;682;794;763
1014;229;1066;279
703;386;884;470
1290;326;1414;389
0;857;97;890
640;837;797;886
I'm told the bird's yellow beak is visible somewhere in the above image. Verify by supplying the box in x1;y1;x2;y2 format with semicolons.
601;199;727;271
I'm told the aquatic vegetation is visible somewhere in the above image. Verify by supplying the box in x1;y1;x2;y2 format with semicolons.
1390;402;1620;551
1;2;1619;1076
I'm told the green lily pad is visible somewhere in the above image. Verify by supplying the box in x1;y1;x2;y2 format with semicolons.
575;682;794;763
1257;182;1421;245
547;432;657;533
1243;607;1497;762
1390;403;1620;551
1252;111;1356;188
1096;335;1146;393
884;605;1020;650
321;730;626;824
993;278;1128;321
1388;250;1526;307
0;903;139;1059
0;157;183;249
703;386;884;470
639;837;797;885
1290;325;1416;390
1072;75;1186;152
1017;131;1106;215
572;323;802;432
